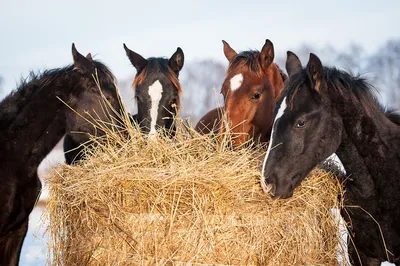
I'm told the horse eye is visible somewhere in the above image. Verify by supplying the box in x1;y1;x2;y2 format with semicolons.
252;92;262;100
296;120;306;128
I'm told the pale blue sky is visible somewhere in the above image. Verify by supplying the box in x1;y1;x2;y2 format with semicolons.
1;0;399;94
2;2;399;264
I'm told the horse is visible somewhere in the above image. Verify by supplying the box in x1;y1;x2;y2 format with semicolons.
63;51;122;164
123;44;184;138
195;39;287;147
0;44;121;265
261;51;400;265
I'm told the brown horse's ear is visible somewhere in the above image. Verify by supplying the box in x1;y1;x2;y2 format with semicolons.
306;53;324;92
123;43;148;73
86;53;93;61
222;40;237;61
286;51;302;77
260;39;274;69
72;43;93;74
169;47;184;76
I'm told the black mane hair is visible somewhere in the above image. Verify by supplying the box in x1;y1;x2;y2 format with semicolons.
0;60;115;129
283;66;400;120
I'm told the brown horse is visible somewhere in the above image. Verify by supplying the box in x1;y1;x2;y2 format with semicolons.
195;39;286;147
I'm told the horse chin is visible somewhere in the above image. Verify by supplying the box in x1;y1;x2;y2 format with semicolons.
271;189;294;200
263;180;294;200
267;175;300;200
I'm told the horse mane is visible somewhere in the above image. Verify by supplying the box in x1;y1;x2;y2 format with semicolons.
0;60;115;128
278;66;288;82
227;50;287;82
285;66;400;126
0;65;73;127
383;106;400;125
286;67;373;105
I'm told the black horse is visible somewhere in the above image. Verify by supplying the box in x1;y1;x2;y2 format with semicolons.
123;43;184;138
62;49;123;164
0;44;121;265
261;52;400;265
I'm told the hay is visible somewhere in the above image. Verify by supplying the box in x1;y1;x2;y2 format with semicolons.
46;117;345;266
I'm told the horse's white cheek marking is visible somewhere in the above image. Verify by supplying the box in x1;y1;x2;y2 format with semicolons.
261;96;287;193
230;74;243;91
148;80;163;138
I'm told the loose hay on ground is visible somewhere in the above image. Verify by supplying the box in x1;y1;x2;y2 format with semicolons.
46;119;345;266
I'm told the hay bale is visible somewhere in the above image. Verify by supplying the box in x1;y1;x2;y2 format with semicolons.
46;121;345;266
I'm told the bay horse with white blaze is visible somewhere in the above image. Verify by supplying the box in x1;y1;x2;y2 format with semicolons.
261;51;400;265
196;39;286;147
123;44;184;137
0;44;121;265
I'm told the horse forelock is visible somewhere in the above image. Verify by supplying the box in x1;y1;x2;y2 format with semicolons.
227;50;264;79
132;58;182;109
225;51;286;95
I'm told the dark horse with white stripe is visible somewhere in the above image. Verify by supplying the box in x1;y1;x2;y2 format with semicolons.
196;39;286;147
123;44;184;137
261;52;400;265
0;44;121;265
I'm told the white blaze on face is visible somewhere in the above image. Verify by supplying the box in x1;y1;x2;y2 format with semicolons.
261;96;288;193
230;74;243;91
148;80;163;138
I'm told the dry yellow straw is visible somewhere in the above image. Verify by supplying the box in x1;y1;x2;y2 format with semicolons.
44;74;347;265
45;112;346;265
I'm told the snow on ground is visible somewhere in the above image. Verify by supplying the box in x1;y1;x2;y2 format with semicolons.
19;207;48;266
331;208;351;265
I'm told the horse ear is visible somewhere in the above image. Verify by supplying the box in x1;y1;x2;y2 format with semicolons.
306;53;324;92
286;51;302;77
222;40;237;61
169;47;184;76
72;43;93;74
123;43;148;73
260;39;274;69
86;53;93;60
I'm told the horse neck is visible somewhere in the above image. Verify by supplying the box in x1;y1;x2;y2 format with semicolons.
264;64;284;100
331;87;400;198
335;130;376;199
1;73;75;173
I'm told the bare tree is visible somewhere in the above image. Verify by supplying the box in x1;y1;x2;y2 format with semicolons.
179;60;226;123
335;44;365;74
366;39;400;109
117;77;137;115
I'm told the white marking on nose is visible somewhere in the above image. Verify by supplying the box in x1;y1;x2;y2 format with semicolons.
148;80;163;137
261;96;287;193
230;74;243;91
